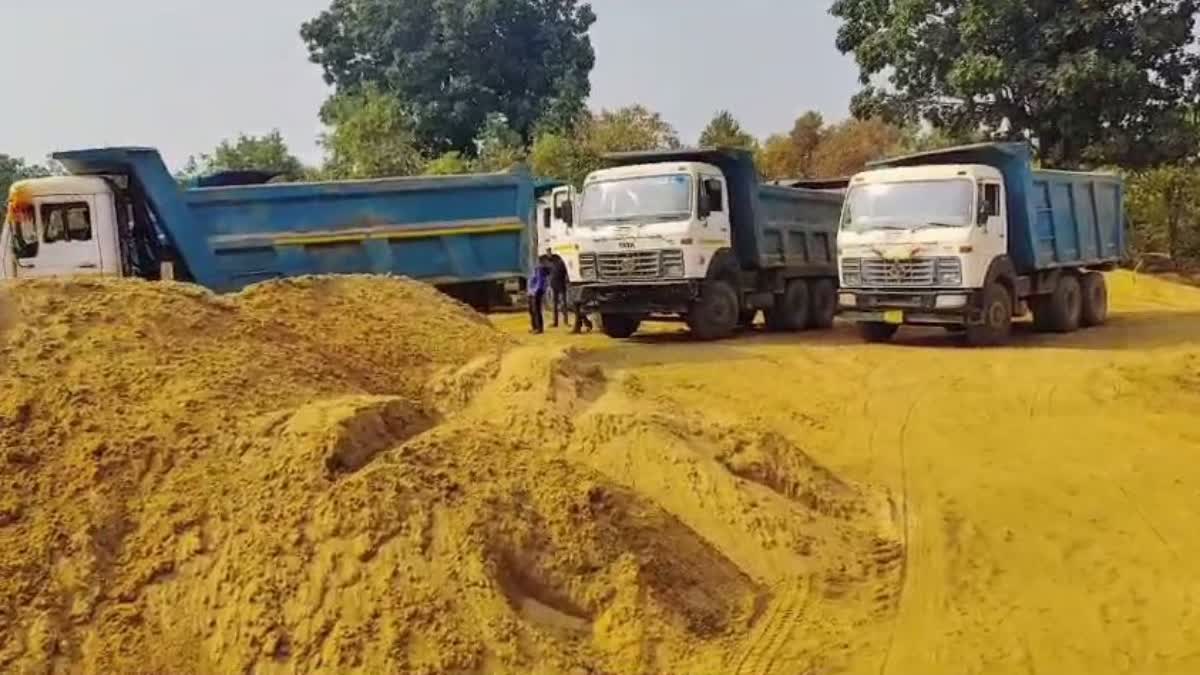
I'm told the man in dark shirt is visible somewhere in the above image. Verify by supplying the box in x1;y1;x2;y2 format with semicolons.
528;256;549;334
546;248;570;328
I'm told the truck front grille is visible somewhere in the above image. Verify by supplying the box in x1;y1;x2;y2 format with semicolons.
860;258;936;287
592;249;682;281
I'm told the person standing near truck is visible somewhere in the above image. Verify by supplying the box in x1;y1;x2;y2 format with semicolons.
528;256;550;334
546;248;570;328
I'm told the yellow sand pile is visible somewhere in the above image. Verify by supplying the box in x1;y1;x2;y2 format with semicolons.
0;275;897;674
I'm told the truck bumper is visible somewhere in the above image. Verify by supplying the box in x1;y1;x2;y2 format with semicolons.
838;289;982;326
577;281;699;315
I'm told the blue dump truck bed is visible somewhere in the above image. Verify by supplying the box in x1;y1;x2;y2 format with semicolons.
871;143;1125;274
603;148;843;273
53;147;541;295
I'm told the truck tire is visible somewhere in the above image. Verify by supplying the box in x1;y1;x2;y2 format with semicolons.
807;278;837;330
687;280;739;341
859;322;899;343
764;279;811;332
1080;272;1109;327
965;282;1013;347
1043;273;1083;333
600;314;641;339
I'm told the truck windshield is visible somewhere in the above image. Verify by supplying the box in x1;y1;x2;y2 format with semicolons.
579;174;692;225
843;179;974;231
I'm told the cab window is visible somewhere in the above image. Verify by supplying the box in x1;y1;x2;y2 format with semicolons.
11;213;38;259
40;202;92;243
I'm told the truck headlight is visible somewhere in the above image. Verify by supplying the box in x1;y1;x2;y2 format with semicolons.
841;258;862;287
578;254;597;280
839;293;857;307
935;257;962;286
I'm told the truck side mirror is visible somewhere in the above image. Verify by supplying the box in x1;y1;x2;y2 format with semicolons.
561;201;574;226
704;178;724;212
697;186;712;219
976;200;990;226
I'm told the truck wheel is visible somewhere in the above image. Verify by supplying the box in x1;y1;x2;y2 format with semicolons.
764;279;811;332
1080;272;1109;327
808;278;837;330
965;282;1013;347
859;322;899;343
600;314;641;339
1044;273;1083;333
687;280;739;341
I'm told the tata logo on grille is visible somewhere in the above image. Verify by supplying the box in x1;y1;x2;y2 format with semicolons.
886;262;910;283
618;240;636;249
620;257;637;274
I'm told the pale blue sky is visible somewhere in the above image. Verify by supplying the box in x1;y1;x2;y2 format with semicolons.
0;1;859;170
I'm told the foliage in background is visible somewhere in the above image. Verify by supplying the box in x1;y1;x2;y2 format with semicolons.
1;155;52;212
301;0;596;156
319;87;425;179
831;0;1200;169
698;111;758;150
179;131;306;181
529;105;682;186
1126;167;1200;265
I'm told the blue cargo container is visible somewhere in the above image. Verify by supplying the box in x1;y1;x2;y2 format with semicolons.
39;147;543;303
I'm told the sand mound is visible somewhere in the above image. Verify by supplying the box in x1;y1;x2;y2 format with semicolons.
0;275;897;674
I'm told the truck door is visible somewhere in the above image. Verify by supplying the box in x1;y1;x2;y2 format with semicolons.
546;186;576;249
698;174;731;241
16;197;104;278
977;181;1006;261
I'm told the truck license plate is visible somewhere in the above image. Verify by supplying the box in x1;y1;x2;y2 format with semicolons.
883;310;904;325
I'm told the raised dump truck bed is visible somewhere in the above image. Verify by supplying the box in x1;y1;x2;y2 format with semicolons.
8;147;541;303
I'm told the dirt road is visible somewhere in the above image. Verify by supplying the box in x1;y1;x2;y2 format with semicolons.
498;271;1200;674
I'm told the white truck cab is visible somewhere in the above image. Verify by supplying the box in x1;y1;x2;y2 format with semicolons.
2;177;123;280
565;160;730;287
838;163;1007;313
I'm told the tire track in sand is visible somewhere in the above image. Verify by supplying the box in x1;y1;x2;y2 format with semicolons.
729;577;811;675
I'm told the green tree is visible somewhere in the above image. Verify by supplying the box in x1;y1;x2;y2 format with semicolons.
301;0;596;156
1;154;51;212
588;105;681;153
698;110;757;150
529;105;681;186
424;152;473;176
530;130;600;186
320;87;426;179
1126;167;1200;262
473;113;527;172
830;0;1200;168
181;131;305;180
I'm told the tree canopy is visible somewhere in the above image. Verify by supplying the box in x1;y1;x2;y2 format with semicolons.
320;87;426;179
830;0;1200;168
180;131;305;180
301;0;596;156
698;111;757;150
1;154;51;211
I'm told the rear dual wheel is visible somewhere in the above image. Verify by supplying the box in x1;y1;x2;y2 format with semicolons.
1031;271;1108;333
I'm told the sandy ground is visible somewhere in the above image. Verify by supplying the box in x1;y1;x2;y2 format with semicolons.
496;271;1200;675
